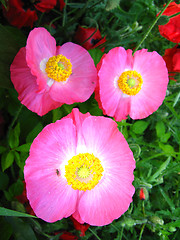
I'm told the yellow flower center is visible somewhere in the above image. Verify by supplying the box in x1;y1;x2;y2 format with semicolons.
118;70;143;95
65;153;104;191
45;54;72;82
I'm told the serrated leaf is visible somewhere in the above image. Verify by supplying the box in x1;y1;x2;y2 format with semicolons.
132;120;149;134
1;151;14;172
105;0;121;11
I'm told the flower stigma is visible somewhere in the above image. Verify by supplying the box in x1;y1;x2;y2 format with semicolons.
118;70;143;95
65;153;104;191
45;54;72;82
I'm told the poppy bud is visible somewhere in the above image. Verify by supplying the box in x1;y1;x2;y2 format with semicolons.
139;188;146;200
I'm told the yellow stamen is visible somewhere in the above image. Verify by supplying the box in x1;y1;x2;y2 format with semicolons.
65;153;104;191
118;70;143;95
45;54;72;82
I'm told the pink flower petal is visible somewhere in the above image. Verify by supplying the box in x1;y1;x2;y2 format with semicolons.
130;49;169;119
24;118;78;222
77;116;135;225
10;47;62;116
49;42;97;104
26;28;56;91
98;47;128;117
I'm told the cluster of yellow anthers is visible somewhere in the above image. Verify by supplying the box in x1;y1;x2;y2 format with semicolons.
65;153;104;191
118;70;143;95
45;54;72;82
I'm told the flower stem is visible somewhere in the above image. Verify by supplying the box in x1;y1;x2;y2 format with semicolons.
7;105;23;140
133;0;174;54
62;0;67;27
89;227;102;240
138;224;146;240
169;12;180;18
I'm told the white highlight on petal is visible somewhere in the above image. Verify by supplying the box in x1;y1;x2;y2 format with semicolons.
47;78;54;87
40;58;48;73
40;58;55;87
114;75;119;89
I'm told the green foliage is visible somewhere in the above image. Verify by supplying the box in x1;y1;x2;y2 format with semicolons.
0;25;26;88
0;0;179;240
0;207;37;218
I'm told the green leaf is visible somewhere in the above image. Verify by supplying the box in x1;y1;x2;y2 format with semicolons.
0;217;13;240
159;143;175;156
26;122;43;143
0;207;37;218
8;123;20;149
157;15;170;25
0;25;25;89
132;120;149;134
156;121;165;138
149;157;171;183
6;217;37;240
0;146;7;154
13;151;24;169
88;48;104;66
105;0;121;11
0;0;8;9
1;151;14;172
160;132;171;143
159;187;175;212
15;143;31;153
8;179;24;197
0;171;9;190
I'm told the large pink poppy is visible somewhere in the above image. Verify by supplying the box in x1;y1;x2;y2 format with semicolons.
24;108;135;226
96;47;169;121
10;28;97;116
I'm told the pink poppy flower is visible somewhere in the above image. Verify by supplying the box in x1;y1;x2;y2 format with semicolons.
96;47;169;121
24;108;135;226
10;28;97;116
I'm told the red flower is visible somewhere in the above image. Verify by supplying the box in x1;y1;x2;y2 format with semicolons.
70;216;90;237
55;231;78;240
158;2;180;43
59;0;66;11
139;188;145;200
2;0;57;28
74;26;106;51
163;45;180;80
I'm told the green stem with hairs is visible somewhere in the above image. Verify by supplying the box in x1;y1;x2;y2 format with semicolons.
169;12;180;18
138;224;146;240
7;105;23;140
89;227;102;240
133;0;174;54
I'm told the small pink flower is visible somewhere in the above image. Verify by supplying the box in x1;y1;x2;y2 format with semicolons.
96;47;169;121
10;28;97;116
24;108;135;226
